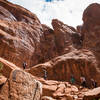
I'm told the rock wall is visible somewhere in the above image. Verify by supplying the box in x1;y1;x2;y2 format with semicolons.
27;50;100;87
82;3;100;71
0;0;80;68
0;0;43;68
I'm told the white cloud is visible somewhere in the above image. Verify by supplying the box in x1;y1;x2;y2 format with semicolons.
8;0;100;28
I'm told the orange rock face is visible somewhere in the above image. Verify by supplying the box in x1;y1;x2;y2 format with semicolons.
0;0;44;68
0;0;78;68
0;1;100;100
27;50;100;87
82;3;100;69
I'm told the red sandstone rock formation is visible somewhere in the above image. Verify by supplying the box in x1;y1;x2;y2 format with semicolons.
0;0;79;68
39;24;58;63
81;3;100;71
52;19;74;54
52;19;83;52
0;0;44;68
27;50;100;86
0;0;100;100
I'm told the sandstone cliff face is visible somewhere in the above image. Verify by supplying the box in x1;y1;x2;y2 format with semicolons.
82;3;100;71
52;19;73;54
39;24;58;63
0;0;79;68
52;19;84;52
0;0;100;100
0;0;44;68
27;49;100;86
0;0;84;68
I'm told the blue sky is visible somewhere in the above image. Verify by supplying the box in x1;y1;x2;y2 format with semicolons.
8;0;100;28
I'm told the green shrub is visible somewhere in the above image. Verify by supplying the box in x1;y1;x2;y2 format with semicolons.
0;62;3;70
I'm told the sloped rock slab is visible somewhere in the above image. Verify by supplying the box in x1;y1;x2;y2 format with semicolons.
9;69;42;100
83;87;100;100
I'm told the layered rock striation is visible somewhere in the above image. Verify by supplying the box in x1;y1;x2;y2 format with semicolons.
0;0;100;100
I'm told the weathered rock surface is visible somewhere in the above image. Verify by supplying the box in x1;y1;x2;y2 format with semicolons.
0;0;81;68
0;80;9;100
27;49;99;87
52;19;73;54
0;70;42;100
52;19;83;52
39;24;58;63
0;0;100;100
83;87;100;100
82;3;100;72
34;77;89;100
0;57;42;100
0;0;44;68
41;96;56;100
0;75;7;85
9;69;42;100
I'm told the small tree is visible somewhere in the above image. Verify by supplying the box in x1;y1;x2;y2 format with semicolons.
0;62;3;75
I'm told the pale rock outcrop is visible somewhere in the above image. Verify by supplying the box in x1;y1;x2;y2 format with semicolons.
0;75;7;85
41;96;56;100
83;87;100;100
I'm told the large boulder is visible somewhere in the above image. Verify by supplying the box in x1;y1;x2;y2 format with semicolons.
0;57;42;100
9;69;42;100
0;69;42;100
